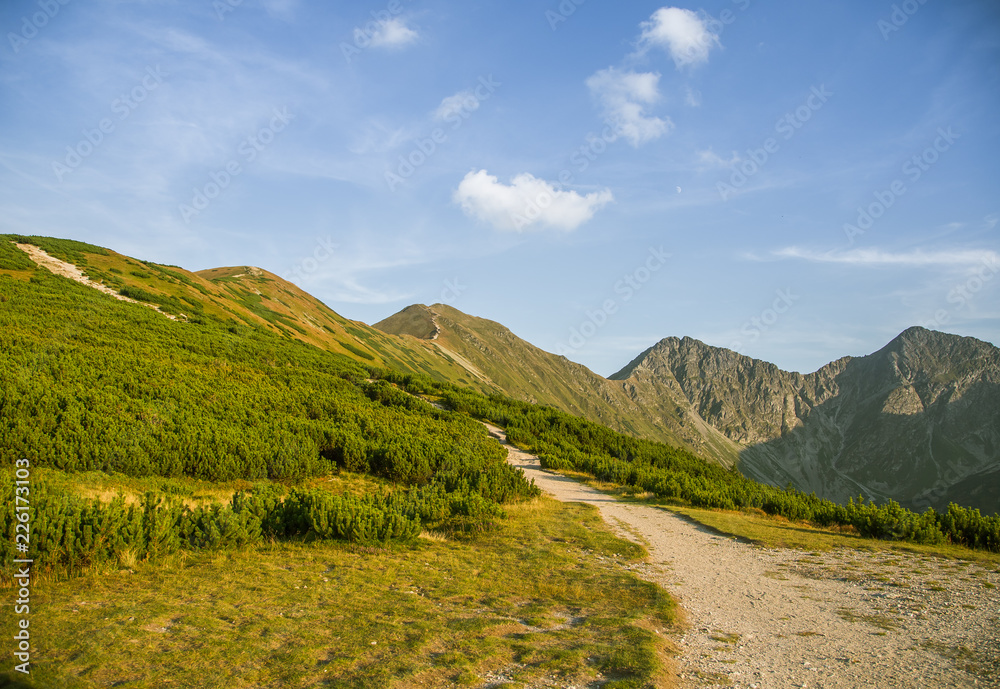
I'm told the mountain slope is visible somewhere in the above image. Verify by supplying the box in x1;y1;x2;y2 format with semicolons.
2;236;493;391
375;304;741;463
611;328;1000;513
8;236;995;513
3;237;738;466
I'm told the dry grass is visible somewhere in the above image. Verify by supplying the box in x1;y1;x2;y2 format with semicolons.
661;505;1000;567
568;478;1000;567
418;530;449;542
0;487;678;689
117;549;139;570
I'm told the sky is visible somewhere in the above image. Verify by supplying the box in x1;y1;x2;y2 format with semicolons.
1;0;998;376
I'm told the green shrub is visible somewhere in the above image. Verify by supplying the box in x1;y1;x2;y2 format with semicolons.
439;388;999;552
0;240;35;270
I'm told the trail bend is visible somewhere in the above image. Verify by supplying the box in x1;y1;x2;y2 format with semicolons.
488;423;1000;689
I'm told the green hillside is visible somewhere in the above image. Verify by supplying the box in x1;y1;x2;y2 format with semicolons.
0;236;686;686
1;238;540;560
2;235;495;389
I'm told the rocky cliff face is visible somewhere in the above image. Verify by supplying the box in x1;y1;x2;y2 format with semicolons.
612;327;1000;513
611;337;841;444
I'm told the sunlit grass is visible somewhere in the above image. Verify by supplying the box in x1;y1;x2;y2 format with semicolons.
566;476;1000;566
661;504;1000;566
0;486;677;688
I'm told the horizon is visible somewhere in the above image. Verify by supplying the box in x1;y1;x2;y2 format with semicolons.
16;231;995;379
1;0;998;375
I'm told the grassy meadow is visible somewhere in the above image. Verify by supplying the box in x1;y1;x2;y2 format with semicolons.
1;472;678;689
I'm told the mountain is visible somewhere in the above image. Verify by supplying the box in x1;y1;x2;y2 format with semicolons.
378;305;1000;514
374;303;742;463
1;236;490;391
7;236;997;514
610;328;1000;514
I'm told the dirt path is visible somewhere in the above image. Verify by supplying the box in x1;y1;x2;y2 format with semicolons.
486;423;1000;689
14;243;177;320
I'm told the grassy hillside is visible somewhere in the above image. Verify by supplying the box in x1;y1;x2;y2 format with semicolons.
2;237;543;570
6;238;738;464
2;236;494;390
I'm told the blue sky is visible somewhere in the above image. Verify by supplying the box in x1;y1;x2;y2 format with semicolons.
1;0;998;376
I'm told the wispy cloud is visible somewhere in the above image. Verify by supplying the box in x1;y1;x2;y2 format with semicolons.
696;148;740;170
288;247;427;305
453;170;613;232
348;120;411;155
369;17;418;49
586;68;671;147
314;275;412;305
636;7;721;68
434;90;479;122
260;0;300;21
772;247;1000;268
0;12;367;254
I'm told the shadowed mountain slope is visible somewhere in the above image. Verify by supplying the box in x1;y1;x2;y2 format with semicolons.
610;328;1000;512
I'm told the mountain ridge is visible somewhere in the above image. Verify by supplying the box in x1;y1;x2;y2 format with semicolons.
5;236;997;514
376;302;743;463
1;236;503;394
612;326;1000;512
376;303;999;513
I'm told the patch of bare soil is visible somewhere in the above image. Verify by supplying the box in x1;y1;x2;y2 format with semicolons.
488;423;1000;689
15;243;177;320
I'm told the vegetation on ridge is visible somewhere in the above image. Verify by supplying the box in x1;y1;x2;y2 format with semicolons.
440;389;1000;552
0;259;537;575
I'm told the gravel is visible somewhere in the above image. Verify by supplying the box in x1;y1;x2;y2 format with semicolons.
490;423;1000;689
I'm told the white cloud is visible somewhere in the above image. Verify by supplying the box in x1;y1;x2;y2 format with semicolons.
696;148;740;169
369;18;418;49
434;90;479;122
637;7;721;68
772;247;1000;268
684;85;702;107
453;170;613;232
586;68;672;147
